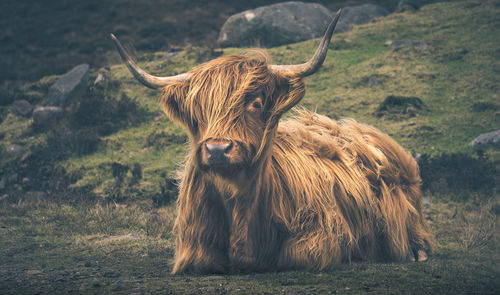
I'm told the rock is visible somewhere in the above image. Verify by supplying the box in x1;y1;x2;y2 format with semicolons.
93;73;106;86
393;39;432;51
11;100;33;117
32;106;64;128
218;2;331;48
2;144;24;158
469;130;500;146
335;4;389;33
384;39;393;46
47;64;89;107
368;76;380;86
397;0;450;11
93;70;114;90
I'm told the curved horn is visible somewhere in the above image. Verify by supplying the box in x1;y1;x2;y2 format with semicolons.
110;34;191;89
269;9;342;77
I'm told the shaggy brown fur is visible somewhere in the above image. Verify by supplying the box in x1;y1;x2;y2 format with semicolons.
158;52;432;274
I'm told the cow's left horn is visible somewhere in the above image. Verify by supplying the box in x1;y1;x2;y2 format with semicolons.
110;34;191;89
269;9;342;77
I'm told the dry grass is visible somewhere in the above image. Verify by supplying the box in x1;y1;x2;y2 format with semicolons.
1;194;499;294
458;201;497;251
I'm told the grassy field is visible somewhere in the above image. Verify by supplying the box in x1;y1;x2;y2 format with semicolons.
1;0;499;293
0;196;498;294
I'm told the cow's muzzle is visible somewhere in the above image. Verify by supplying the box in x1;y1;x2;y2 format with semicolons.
203;139;234;166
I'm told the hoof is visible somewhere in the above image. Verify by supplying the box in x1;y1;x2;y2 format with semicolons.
417;250;428;262
411;248;428;262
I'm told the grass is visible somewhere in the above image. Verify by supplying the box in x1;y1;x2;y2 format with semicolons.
1;0;500;293
0;196;498;294
3;0;498;198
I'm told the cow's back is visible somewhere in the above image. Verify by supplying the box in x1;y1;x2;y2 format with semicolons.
270;110;429;267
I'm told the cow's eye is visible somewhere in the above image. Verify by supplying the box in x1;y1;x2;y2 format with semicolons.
248;97;263;112
252;100;262;109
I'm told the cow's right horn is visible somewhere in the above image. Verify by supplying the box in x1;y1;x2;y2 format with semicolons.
269;9;342;77
111;34;191;89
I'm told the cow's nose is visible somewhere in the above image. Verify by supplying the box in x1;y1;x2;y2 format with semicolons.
205;140;233;164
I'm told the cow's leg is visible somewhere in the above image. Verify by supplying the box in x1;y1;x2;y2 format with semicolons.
404;186;433;262
408;215;433;262
277;224;344;271
376;184;433;262
172;181;230;274
228;194;286;272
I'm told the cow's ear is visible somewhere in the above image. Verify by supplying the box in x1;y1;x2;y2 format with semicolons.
266;75;306;127
160;82;198;133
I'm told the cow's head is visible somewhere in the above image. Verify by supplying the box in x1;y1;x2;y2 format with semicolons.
111;10;341;178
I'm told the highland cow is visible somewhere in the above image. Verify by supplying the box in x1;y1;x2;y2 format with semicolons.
111;9;432;274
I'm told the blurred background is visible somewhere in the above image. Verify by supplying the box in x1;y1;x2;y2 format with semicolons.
0;0;400;83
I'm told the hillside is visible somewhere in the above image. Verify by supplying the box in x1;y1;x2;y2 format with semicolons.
0;0;399;83
0;0;499;293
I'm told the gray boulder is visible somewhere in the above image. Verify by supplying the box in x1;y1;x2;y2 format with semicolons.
47;64;89;107
336;4;389;33
218;1;331;48
469;130;500;147
32;106;64;128
11;99;33;117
